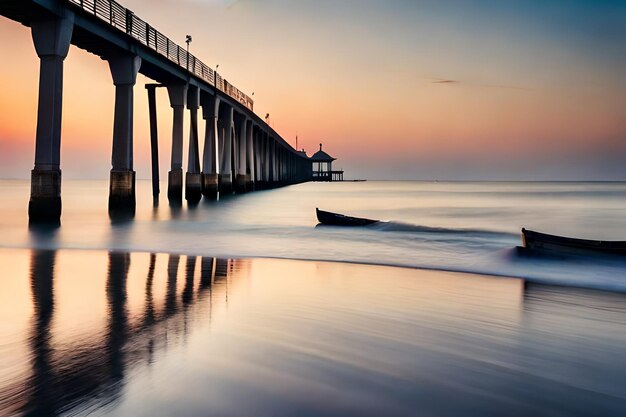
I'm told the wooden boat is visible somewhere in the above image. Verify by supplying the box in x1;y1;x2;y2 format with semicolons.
316;208;379;226
521;228;626;255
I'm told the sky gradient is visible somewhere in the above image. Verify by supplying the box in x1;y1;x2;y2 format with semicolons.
0;0;625;180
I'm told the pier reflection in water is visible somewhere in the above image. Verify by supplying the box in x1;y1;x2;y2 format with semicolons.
0;249;232;417
1;249;626;416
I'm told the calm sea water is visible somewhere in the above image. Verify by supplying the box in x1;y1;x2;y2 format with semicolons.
1;250;626;416
2;180;626;291
2;180;626;416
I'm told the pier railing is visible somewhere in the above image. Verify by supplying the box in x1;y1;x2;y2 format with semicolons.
68;0;254;111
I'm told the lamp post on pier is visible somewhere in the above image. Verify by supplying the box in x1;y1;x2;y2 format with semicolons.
185;35;192;73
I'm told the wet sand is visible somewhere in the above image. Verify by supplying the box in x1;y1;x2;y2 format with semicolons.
1;248;626;416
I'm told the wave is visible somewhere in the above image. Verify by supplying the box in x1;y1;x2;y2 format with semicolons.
6;239;626;293
369;221;518;238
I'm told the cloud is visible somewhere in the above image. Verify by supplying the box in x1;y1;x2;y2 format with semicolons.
429;77;530;91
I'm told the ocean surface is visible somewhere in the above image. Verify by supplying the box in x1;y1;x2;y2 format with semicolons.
2;180;626;416
2;250;626;417
2;180;626;291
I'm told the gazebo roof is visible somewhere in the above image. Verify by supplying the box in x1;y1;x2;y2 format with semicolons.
310;143;336;162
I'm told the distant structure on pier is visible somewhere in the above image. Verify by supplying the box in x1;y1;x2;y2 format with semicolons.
310;143;344;182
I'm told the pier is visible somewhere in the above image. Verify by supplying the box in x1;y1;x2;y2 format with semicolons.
0;0;314;223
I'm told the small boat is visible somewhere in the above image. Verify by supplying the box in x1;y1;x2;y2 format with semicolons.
316;208;379;226
521;228;626;256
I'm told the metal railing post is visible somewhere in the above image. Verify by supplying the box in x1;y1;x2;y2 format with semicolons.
126;9;133;35
74;0;255;112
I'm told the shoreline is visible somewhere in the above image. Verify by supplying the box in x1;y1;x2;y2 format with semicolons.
4;244;626;295
2;246;626;416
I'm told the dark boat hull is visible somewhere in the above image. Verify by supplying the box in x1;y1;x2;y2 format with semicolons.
316;208;379;226
522;228;626;256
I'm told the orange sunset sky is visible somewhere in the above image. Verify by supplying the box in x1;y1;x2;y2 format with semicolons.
0;0;625;180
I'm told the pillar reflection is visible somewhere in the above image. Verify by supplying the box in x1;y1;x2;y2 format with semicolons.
166;254;180;315
143;253;157;327
106;252;130;384
28;249;57;416
200;257;215;290
18;250;235;416
182;256;196;305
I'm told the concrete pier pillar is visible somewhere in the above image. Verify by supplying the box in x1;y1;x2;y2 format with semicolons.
167;84;187;204
217;120;225;182
272;138;280;187
277;147;281;185
282;150;287;184
255;129;265;190
275;147;280;185
146;85;160;201
28;13;74;224
235;115;248;193
276;144;281;185
263;133;271;188
217;121;226;191
283;152;288;184
246;121;255;191
108;54;141;217
270;139;277;187
218;106;233;195
278;148;283;184
230;122;237;186
281;150;285;183
230;120;237;189
288;152;292;183
185;86;201;203
255;130;264;189
252;131;258;189
201;94;219;198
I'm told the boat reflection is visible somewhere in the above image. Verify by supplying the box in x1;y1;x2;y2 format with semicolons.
522;281;626;315
12;250;236;417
